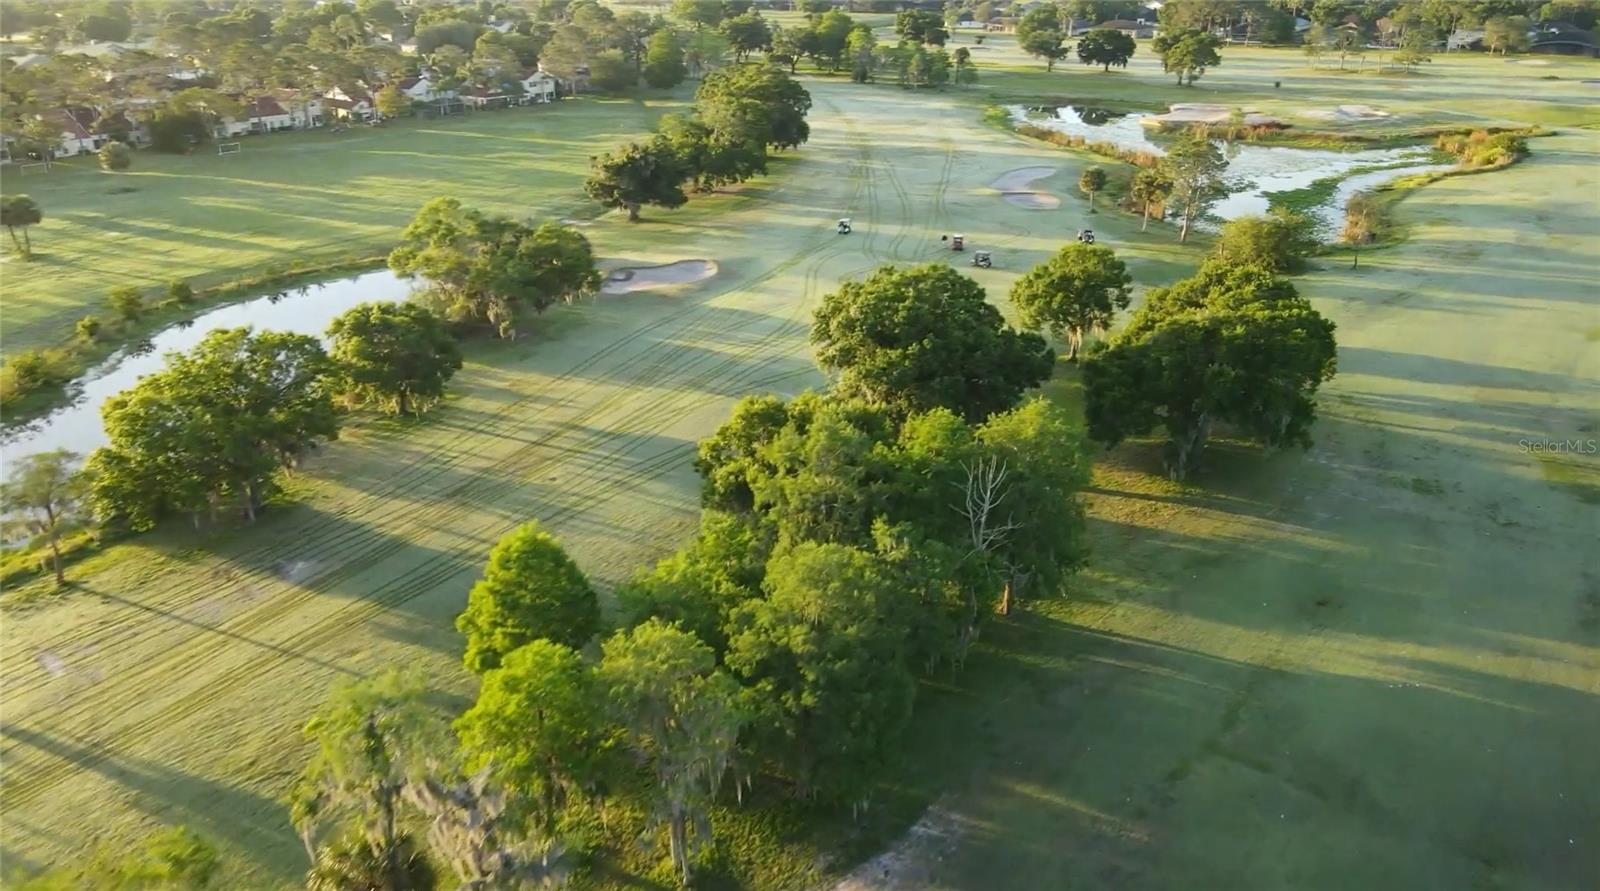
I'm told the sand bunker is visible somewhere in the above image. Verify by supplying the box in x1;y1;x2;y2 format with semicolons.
601;259;718;294
990;166;1057;192
1142;103;1282;128
1304;104;1394;122
990;167;1062;209
1004;191;1061;208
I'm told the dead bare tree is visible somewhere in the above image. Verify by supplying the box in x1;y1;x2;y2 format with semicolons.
955;456;1023;630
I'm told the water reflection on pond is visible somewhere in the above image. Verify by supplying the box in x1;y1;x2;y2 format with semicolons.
1012;105;1439;226
1;269;413;477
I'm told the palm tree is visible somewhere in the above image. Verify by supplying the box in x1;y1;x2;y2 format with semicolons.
1129;168;1173;232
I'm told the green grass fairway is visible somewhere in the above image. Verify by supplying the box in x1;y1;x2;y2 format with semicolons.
849;124;1600;890
957;33;1600;131
4;46;1599;890
0;97;681;354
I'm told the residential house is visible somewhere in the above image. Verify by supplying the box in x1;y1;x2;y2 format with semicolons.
1096;19;1157;38
281;95;326;128
324;86;374;121
93;110;149;146
1447;28;1485;50
519;70;557;103
462;85;516;109
1;108;104;163
1531;21;1597;56
538;61;587;94
388;74;463;114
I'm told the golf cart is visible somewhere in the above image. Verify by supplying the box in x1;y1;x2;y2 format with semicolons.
837;218;852;235
950;234;965;251
1076;228;1095;245
971;250;992;269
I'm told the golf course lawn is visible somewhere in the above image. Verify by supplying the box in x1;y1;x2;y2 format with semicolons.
0;94;684;355
3;38;1599;890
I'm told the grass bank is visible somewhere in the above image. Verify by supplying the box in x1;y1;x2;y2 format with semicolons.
0;95;683;358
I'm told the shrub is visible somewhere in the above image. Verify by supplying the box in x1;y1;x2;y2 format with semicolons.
1435;129;1529;168
167;280;195;304
98;141;132;171
1016;123;1162;168
76;315;104;342
107;285;144;322
0;348;74;406
1211;209;1320;272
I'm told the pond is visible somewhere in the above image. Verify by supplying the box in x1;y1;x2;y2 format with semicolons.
0;268;413;480
1310;161;1455;235
1010;105;1441;230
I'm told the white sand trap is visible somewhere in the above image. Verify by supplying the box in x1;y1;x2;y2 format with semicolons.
990;167;1061;211
1142;103;1282;127
1304;103;1394;122
1004;191;1061;208
990;166;1057;192
602;259;718;294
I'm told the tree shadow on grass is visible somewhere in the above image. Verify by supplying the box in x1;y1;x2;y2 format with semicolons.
0;723;303;885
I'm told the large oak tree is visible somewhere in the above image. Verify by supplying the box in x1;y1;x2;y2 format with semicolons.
811;264;1054;422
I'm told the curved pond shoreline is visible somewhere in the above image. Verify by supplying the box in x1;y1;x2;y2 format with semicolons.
1;253;725;480
1006;104;1447;232
0;269;414;477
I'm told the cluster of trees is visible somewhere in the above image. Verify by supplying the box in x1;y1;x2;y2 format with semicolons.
388;197;601;335
723;5;975;87
0;0;738;163
286;257;1092;887
84;278;198;341
1156;0;1591;49
1153;27;1223;85
2;194;587;581
768;6;859;72
1016;7;1138;72
1302;21;1432;70
584;64;811;221
1115;128;1237;242
1085;258;1338;479
7;296;468;568
1209;207;1320;273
